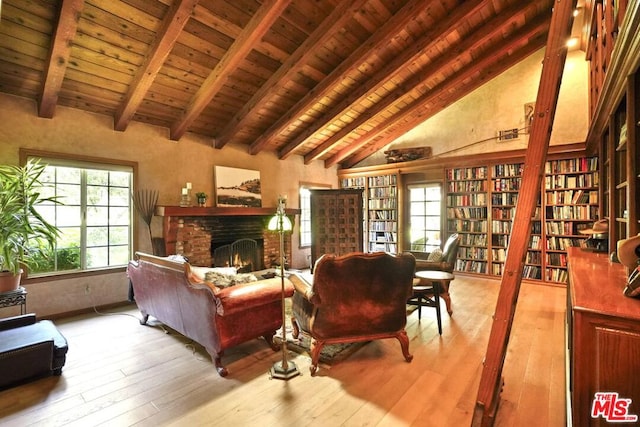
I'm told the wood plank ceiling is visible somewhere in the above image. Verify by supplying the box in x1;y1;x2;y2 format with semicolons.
0;0;558;169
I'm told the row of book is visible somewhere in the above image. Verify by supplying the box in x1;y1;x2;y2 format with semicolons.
460;233;488;246
370;210;397;220
459;247;487;259
545;221;590;236
545;189;598;205
447;193;487;206
369;231;397;242
546;268;569;283
368;198;397;209
491;193;519;206
369;221;397;231
545;172;599;189
546;253;568;267
456;259;487;273
447;180;487;192
369;242;397;252
491;206;515;219
368;175;397;187
491;220;512;234
546;237;583;250
546;205;599;220
492;163;523;177
447;167;488;181
447;207;488;219
447;219;487;232
492;177;521;191
368;187;397;198
545;157;598;174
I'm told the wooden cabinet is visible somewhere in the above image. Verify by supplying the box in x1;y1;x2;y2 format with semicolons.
566;247;640;426
310;189;363;268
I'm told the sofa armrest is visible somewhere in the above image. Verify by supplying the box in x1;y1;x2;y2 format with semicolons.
215;277;293;316
289;273;316;302
0;313;37;332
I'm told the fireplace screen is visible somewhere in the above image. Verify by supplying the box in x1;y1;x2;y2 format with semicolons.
213;239;259;272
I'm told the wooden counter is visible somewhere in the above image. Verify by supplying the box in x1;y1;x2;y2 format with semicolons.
566;247;640;426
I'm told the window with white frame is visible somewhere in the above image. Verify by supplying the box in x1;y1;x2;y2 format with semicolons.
299;187;312;247
408;183;442;252
28;155;134;275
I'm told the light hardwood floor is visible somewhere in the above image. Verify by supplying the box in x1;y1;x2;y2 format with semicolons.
0;275;567;427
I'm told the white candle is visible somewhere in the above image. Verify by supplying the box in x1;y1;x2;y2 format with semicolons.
186;182;192;190
182;187;188;195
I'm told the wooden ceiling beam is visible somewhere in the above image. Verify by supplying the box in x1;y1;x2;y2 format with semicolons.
247;0;434;155
281;0;488;161
169;0;292;141
113;0;200;132
336;22;548;169
213;0;368;150
38;0;84;119
301;1;531;164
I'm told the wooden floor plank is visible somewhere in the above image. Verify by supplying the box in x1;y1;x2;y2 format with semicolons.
0;276;566;427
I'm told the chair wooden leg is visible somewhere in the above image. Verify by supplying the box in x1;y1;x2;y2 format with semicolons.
309;338;324;376
396;330;413;362
434;291;442;335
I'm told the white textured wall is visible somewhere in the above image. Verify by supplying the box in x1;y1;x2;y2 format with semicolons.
0;94;338;317
359;48;589;166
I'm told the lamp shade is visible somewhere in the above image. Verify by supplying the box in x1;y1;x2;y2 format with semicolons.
268;214;292;231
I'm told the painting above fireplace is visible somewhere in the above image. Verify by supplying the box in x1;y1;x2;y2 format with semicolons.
214;166;262;207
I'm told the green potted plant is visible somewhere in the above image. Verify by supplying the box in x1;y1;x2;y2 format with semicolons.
0;159;61;292
195;191;208;207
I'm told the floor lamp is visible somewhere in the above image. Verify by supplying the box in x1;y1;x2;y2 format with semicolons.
267;196;300;380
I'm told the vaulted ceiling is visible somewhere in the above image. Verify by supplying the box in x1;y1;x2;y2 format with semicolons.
0;0;567;169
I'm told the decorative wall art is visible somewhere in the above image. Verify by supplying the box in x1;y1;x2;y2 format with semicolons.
214;166;262;207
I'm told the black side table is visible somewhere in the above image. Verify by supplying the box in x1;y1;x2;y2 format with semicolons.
0;286;27;315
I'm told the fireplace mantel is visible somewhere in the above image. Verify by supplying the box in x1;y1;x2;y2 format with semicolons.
155;206;300;217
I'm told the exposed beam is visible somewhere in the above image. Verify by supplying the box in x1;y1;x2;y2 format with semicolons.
247;0;434;155
114;0;199;132
38;0;84;119
302;1;536;165
169;0;291;141
337;19;548;169
472;1;577;425
280;0;487;161
213;0;368;149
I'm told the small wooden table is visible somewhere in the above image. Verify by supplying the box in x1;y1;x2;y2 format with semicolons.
411;271;454;335
0;286;27;315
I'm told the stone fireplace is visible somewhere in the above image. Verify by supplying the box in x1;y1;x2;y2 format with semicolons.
155;206;298;269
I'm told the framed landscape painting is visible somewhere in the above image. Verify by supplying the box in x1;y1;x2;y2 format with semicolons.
214;166;262;207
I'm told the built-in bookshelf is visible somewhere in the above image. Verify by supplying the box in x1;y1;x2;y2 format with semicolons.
543;157;599;283
489;162;543;280
340;173;399;254
367;174;398;253
446;166;488;274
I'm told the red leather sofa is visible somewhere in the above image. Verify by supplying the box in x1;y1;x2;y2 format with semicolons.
127;252;293;377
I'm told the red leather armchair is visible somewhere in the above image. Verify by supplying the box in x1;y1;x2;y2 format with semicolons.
289;252;416;375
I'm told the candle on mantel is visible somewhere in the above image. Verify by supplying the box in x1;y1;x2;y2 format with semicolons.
186;182;192;190
182;187;188;195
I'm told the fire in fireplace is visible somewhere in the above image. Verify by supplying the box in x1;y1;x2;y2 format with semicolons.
212;238;263;272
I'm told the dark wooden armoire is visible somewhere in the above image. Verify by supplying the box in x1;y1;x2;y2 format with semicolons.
310;189;364;269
